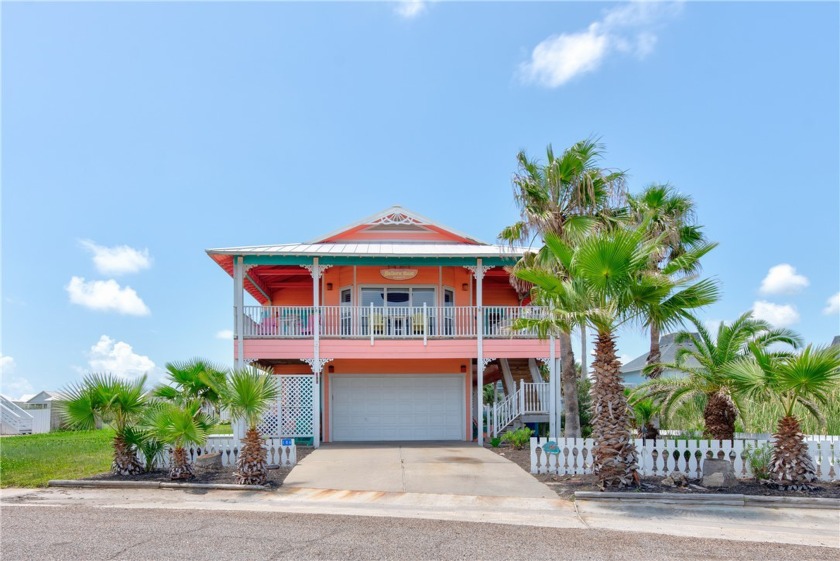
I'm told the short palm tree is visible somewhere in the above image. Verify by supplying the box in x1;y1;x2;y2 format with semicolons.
62;374;148;475
636;312;802;439
516;226;717;488
146;400;215;480
154;359;227;416
730;345;840;490
222;367;279;485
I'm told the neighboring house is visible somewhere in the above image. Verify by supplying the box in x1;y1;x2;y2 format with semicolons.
20;391;68;433
208;206;561;446
620;333;701;387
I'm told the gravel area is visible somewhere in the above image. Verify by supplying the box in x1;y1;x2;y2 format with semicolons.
488;445;840;499
84;446;313;489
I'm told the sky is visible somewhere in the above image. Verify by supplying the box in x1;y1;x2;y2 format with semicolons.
2;1;838;399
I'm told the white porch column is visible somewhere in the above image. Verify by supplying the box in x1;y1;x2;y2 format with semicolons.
465;259;489;446
549;336;557;438
300;258;332;448
233;256;245;370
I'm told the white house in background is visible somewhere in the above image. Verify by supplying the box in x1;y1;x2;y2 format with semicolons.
19;391;68;433
620;333;700;387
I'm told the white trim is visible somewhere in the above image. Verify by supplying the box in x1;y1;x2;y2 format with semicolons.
207;243;523;258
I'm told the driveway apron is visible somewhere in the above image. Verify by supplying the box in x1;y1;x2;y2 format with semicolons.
282;442;556;498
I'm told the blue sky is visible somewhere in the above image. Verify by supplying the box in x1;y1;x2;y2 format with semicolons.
2;1;838;398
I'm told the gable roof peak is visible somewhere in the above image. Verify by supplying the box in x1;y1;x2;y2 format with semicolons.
307;205;488;245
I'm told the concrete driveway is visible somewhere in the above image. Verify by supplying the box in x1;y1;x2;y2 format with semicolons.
282;442;556;498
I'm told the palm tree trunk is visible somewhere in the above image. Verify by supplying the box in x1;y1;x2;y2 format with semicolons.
169;446;194;480
112;433;143;476
559;331;581;437
646;324;662;378
769;416;817;490
590;331;638;489
236;426;268;485
703;389;737;440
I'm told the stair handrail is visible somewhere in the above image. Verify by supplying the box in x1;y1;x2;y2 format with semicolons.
1;395;33;432
492;387;521;437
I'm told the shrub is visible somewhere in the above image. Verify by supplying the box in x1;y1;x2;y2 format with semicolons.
743;442;773;481
501;427;533;450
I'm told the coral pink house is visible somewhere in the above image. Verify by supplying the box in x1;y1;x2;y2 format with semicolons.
207;207;559;447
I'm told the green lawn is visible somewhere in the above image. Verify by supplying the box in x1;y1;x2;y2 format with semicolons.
0;430;114;487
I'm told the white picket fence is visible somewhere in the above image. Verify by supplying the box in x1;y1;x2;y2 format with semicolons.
145;436;297;470
531;436;839;482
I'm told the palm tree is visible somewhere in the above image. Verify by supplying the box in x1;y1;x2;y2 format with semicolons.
730;345;840;490
628;184;715;378
62;374;148;475
222;367;279;485
154;359;227;416
636;312;802;439
146;400;215;480
516;227;717;488
500;138;626;437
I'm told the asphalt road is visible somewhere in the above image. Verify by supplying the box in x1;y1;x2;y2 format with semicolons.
1;505;834;561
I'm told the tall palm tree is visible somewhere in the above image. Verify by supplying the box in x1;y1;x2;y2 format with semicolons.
154;359;228;416
222;367;279;485
62;374;148;475
730;345;840;490
636;312;802;439
628;184;714;378
146;400;215;480
500;138;626;437
516;227;717;488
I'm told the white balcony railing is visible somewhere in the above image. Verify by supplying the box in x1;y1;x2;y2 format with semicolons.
241;305;548;339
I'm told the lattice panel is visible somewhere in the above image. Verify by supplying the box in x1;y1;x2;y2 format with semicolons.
257;375;315;438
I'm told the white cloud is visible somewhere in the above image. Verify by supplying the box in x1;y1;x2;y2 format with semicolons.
87;335;155;379
80;240;151;276
520;1;682;87
703;319;724;334
823;292;840;315
395;0;427;19
0;355;14;374
0;355;34;400
66;276;150;316
752;300;800;328
216;329;234;340
759;264;809;295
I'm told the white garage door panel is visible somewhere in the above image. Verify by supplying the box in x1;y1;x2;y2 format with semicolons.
331;375;464;441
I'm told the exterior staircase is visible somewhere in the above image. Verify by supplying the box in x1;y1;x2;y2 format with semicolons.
487;359;549;437
1;394;33;435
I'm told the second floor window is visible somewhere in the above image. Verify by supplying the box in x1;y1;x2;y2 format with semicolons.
361;287;436;308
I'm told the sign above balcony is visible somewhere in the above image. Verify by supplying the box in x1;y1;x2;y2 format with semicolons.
380;268;418;281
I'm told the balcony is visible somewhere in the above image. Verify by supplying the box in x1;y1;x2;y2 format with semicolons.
241;306;548;340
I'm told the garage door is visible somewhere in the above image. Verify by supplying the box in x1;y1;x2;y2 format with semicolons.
331;375;464;441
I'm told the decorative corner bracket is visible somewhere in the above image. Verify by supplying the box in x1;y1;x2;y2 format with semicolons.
481;357;496;370
463;265;492;280
302;357;333;374
300;264;334;279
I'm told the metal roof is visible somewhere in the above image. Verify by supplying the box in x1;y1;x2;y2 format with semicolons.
620;333;701;375
207;242;525;259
